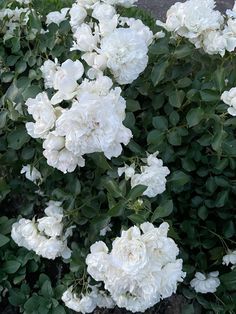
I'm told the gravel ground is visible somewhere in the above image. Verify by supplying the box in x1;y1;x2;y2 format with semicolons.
138;0;235;20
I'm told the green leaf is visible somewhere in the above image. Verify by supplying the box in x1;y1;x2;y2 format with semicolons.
0;234;10;247
151;61;169;86
2;260;21;274
169;90;185;108
0;111;8;129
126;99;141;112
152;116;168;130
174;44;193;59
147;129;164;145
200;90;219;102
7;126;30;150
186;108;204;127
223;221;235;238
41;280;53;298
169;170;190;186
220;269;236;291
128;213;147;224
151;200;173;221
103;178;123;198
126;185;147;201
15;60;27;74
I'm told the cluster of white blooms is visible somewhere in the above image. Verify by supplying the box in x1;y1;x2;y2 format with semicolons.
21;165;42;184
190;272;220;294
118;152;170;198
221;88;236;116
86;222;185;313
62;285;115;313
25;0;157;173
26;72;132;173
0;6;30;40
223;250;236;269
11;201;72;259
70;4;153;84
157;0;236;57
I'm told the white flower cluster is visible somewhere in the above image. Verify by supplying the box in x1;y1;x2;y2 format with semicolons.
0;6;30;40
26;72;132;173
86;222;185;313
25;0;156;173
11;201;72;260
190;271;220;294
21;164;42;184
223;249;236;269
62;285;115;313
118;152;170;198
157;0;236;57
221;88;236;116
71;4;153;84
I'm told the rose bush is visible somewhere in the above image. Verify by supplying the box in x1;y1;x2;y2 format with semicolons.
0;0;236;313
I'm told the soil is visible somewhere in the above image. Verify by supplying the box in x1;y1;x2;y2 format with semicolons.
94;295;187;314
138;0;235;20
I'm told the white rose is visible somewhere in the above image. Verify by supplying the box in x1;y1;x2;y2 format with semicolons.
222;250;236;267
51;59;84;104
86;241;109;282
111;226;148;274
100;28;149;84
159;260;186;298
190;271;220;294
43;147;85;173
26;92;56;139
72;23;99;52
21;165;42;184
202;30;227;57
37;216;63;237
221;87;236;116
44;200;64;218
43;133;65;151
92;3;116;21
118;164;135;180
46;8;69;26
36;237;65;259
40;59;58;89
55;79;132;159
69;4;87;30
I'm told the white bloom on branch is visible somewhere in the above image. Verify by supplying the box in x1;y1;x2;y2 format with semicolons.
86;222;185;313
223;250;236;269
100;28;149;84
46;8;69;26
21;165;42;184
69;3;87;30
190;271;220;294
55;76;132;160
160;0;223;42
11;201;72;260
62;285;115;313
221;87;236;116
118;152;170;198
25;92;56;139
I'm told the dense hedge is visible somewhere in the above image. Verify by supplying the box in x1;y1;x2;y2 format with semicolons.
0;0;236;313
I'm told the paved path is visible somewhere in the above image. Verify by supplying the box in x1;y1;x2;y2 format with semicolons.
138;0;235;20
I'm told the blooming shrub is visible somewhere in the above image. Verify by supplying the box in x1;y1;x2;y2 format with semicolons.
0;0;236;313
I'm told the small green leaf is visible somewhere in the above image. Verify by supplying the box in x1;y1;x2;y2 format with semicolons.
186;108;204;127
2;260;21;274
151;200;173;221
220;269;236;291
169;90;185;108
127;185;147;201
151;61;169;86
0;234;10;247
